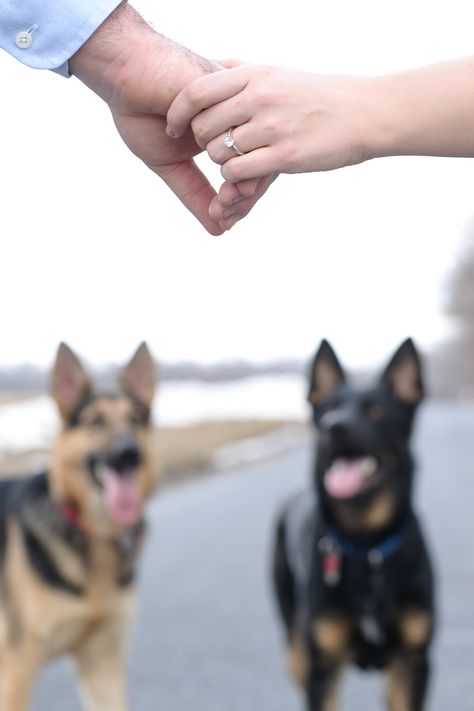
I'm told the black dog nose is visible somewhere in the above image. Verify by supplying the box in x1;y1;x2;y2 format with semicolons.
106;436;142;473
327;421;351;438
320;410;352;437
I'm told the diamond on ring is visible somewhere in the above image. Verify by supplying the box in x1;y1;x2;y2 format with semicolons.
224;128;244;155
224;130;234;148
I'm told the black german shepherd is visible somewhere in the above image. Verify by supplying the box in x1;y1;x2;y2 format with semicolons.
273;339;435;711
0;343;157;711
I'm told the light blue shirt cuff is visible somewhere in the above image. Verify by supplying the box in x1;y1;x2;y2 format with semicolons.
52;61;71;78
0;0;123;76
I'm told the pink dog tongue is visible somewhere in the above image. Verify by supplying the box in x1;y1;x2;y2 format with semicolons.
324;458;372;499
104;469;141;526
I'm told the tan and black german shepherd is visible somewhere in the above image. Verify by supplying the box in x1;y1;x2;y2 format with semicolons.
0;342;158;710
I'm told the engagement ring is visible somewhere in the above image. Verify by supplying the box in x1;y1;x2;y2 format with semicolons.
224;128;244;155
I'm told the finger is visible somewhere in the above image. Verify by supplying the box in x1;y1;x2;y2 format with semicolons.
214;179;259;208
220;148;281;183
209;180;258;216
167;66;252;138
215;174;276;229
190;93;253;150
206;123;265;165
219;214;242;231
234;178;260;198
155;160;224;236
210;173;278;224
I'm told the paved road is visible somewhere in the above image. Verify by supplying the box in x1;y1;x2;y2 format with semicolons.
33;402;474;710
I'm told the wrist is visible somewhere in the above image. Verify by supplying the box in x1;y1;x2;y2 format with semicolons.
340;75;405;163
69;3;147;101
361;75;415;160
69;2;218;113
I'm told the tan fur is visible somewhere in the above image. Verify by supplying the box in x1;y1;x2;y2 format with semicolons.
389;361;422;405
0;343;157;710
51;344;90;421
322;687;340;711
309;362;342;405
386;616;430;711
288;622;344;710
0;520;135;711
362;491;395;531
310;618;346;711
386;659;410;711
334;490;395;534
120;343;156;410
399;610;432;648
50;396;157;538
287;625;308;688
312;616;351;658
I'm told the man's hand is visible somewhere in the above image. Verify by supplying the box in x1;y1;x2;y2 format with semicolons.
70;2;226;235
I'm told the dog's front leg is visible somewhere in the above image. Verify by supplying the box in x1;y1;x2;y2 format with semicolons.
386;651;430;711
386;608;433;711
304;615;349;711
75;655;128;711
0;646;39;711
306;656;342;711
73;622;129;711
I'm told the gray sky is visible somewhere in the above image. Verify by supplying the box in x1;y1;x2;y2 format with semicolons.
1;0;473;369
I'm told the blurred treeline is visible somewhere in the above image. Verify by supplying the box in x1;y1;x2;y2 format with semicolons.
0;359;306;394
429;227;474;398
0;230;473;399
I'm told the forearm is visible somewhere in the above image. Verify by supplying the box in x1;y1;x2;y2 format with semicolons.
368;58;474;159
69;2;218;111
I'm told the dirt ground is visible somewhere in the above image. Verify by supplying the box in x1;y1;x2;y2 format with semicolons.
0;419;306;484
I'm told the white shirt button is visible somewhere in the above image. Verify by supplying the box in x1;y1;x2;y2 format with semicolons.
15;31;33;50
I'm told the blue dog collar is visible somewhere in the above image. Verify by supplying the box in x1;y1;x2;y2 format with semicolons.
326;527;403;566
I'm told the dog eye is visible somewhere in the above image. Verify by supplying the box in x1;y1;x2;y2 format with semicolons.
365;403;385;421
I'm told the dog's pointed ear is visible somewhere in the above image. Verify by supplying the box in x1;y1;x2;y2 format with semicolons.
51;343;92;421
381;338;424;405
308;339;346;406
120;343;156;410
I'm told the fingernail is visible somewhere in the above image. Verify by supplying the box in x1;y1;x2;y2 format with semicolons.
248;179;258;195
166;125;177;138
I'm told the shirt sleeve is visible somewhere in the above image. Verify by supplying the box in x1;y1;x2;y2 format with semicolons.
0;0;123;77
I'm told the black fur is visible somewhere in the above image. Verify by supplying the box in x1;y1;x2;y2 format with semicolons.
272;339;435;711
0;473;142;595
0;475;83;594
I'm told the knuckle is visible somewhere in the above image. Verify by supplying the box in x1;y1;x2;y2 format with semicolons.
191;114;217;149
261;118;278;137
207;144;221;165
253;83;273;106
184;81;206;108
190;116;207;146
251;69;277;105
